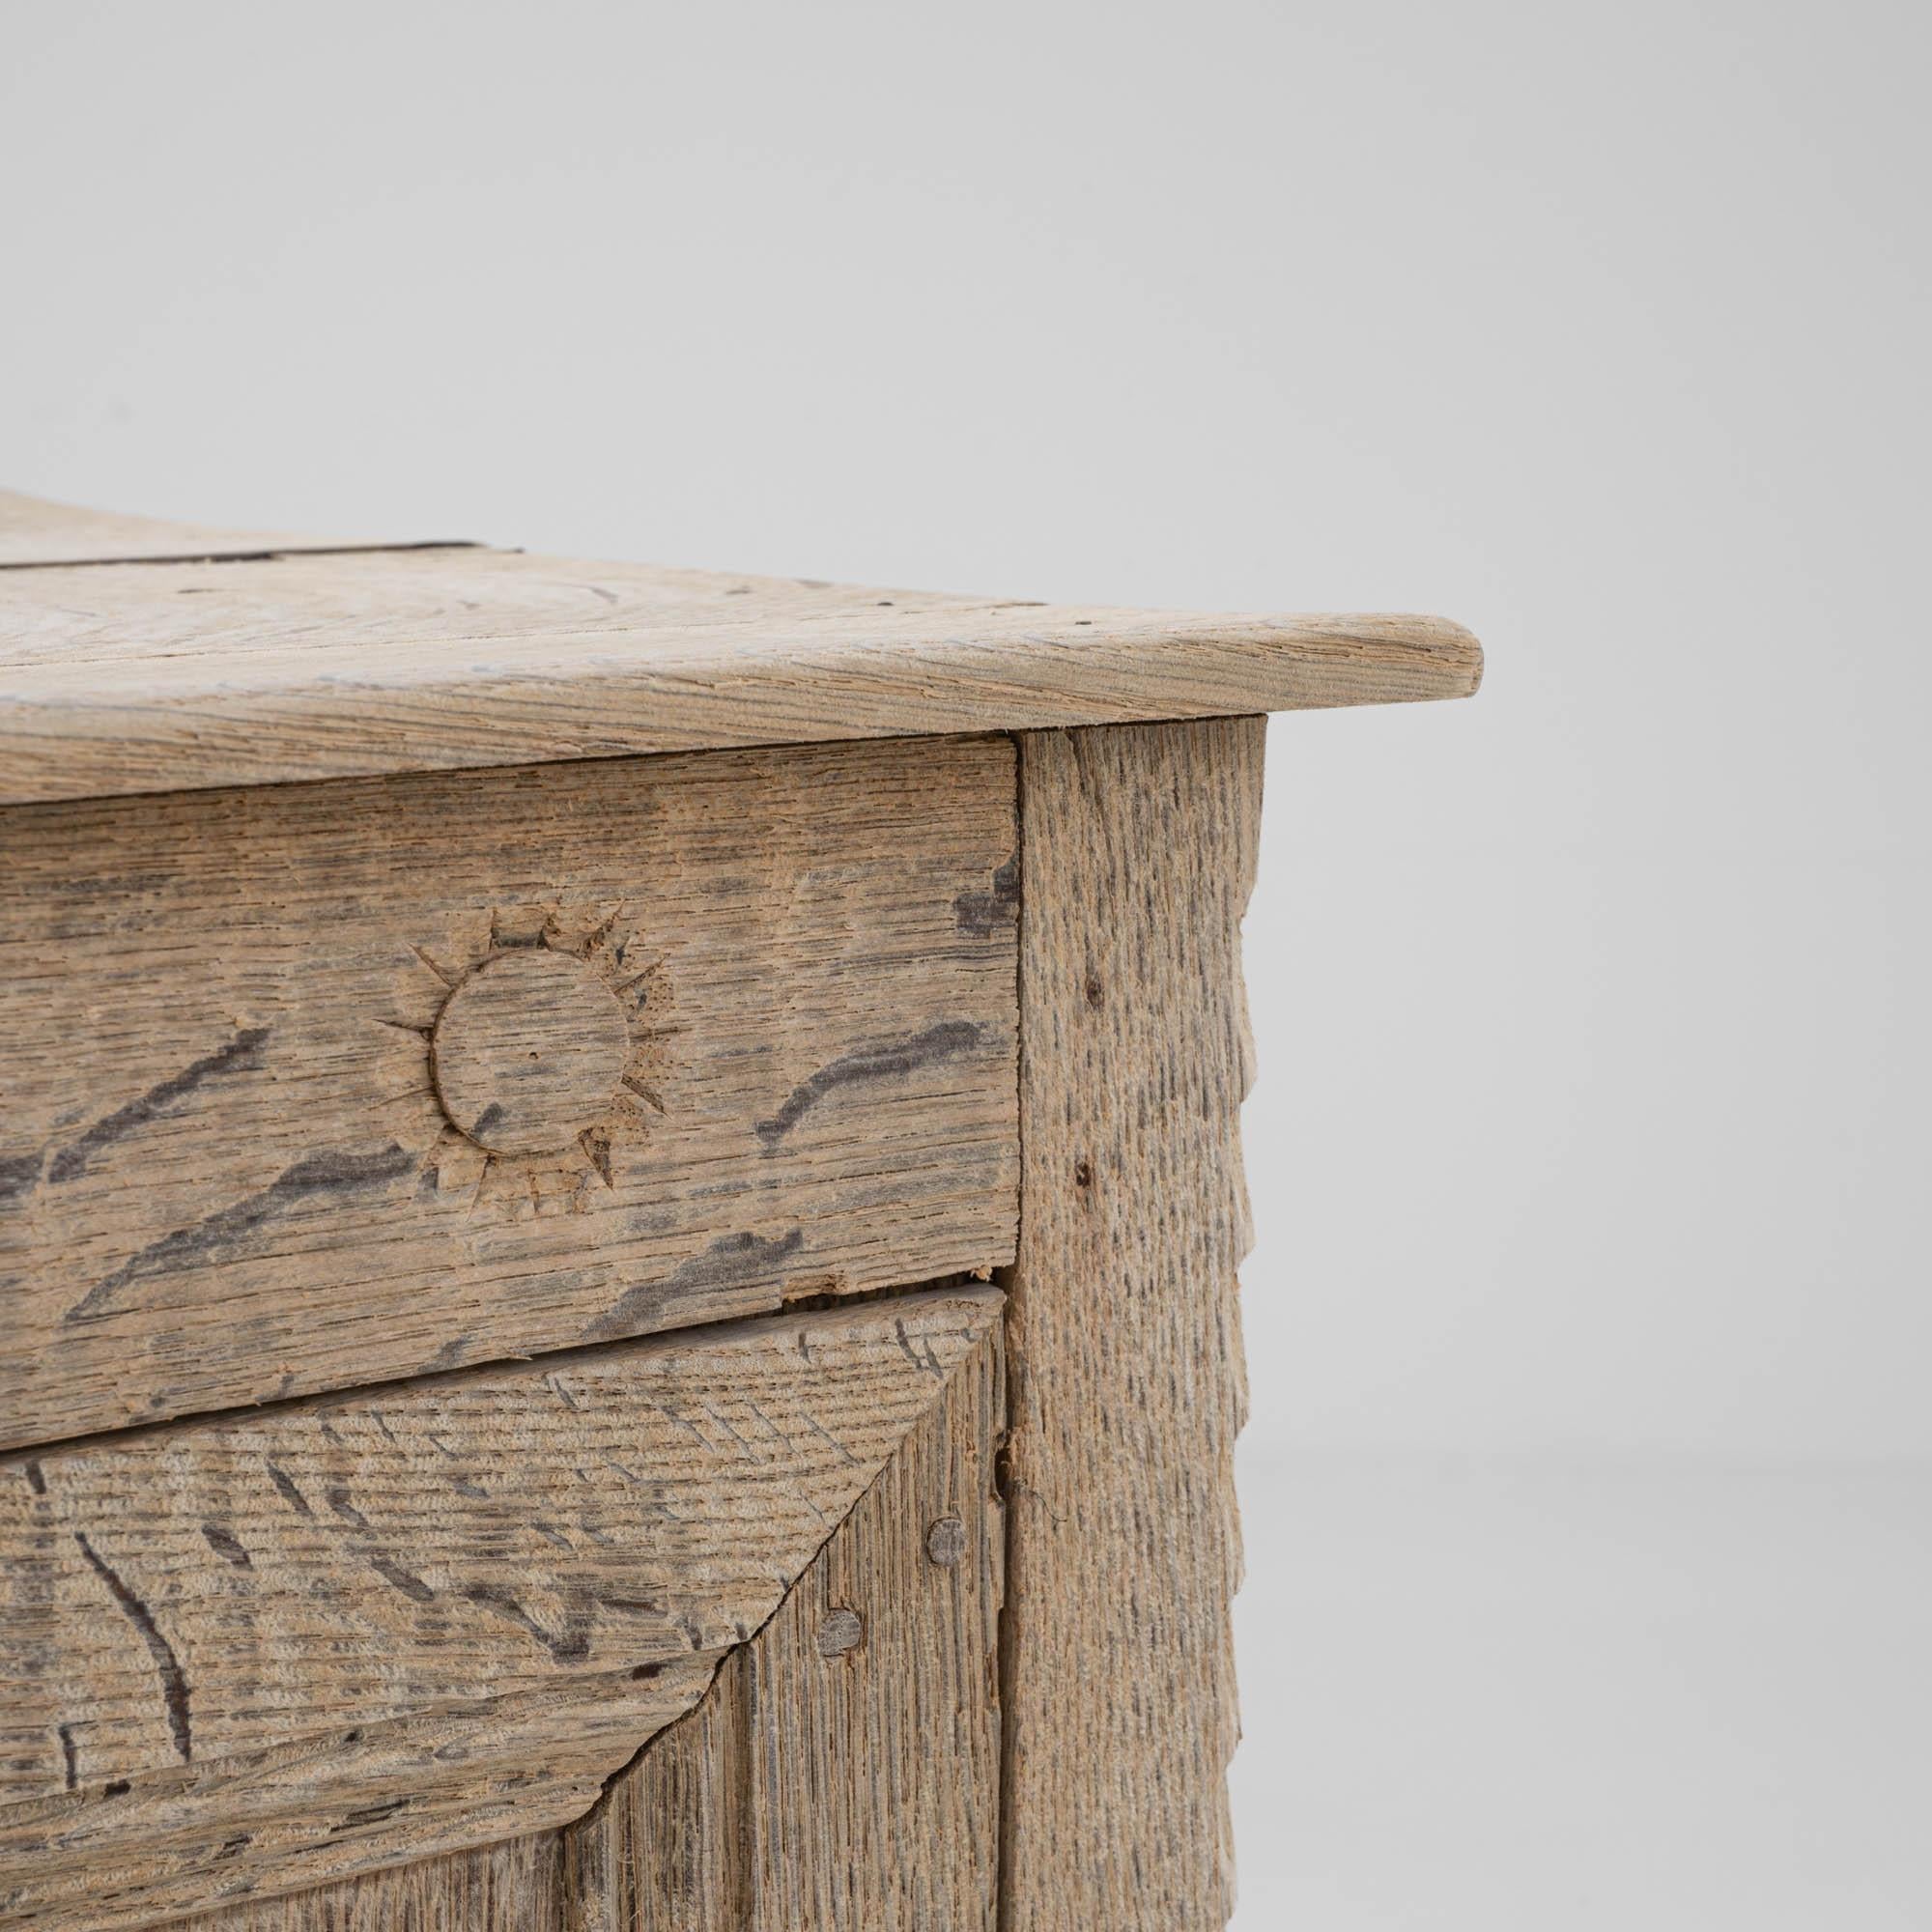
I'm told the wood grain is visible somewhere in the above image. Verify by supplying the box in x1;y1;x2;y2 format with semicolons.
0;1289;1002;1929
1000;718;1264;1931
0;735;1017;1448
0;1668;701;1932
176;1836;563;1932
0;513;1480;805
0;488;459;569
564;1289;1004;1930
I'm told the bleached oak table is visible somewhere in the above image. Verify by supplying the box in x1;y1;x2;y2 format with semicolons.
0;491;1479;1930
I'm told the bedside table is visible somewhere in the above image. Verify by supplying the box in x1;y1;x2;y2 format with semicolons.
0;491;1480;1931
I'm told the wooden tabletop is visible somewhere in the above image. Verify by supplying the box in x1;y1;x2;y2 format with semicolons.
0;490;1481;804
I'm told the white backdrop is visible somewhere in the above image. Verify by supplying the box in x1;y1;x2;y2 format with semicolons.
7;5;1926;1922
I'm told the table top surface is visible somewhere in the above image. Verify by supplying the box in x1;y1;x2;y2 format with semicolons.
0;489;1480;805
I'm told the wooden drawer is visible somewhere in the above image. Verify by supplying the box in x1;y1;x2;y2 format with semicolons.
1;1287;1005;1929
0;736;1018;1449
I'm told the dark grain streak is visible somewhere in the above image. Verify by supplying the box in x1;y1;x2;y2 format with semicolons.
463;1582;594;1662
953;852;1021;936
890;1316;950;1378
327;1486;371;1531
580;1130;615;1188
264;1461;312;1517
200;1521;251;1567
581;1227;805;1343
63;1144;415;1322
73;1531;191;1763
48;1027;270;1185
0;1151;43;1206
755;1020;985;1146
369;1554;436;1604
801;1409;861;1466
330;1796;410;1833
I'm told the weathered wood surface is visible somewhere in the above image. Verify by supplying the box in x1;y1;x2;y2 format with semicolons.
0;1669;703;1932
0;736;1017;1448
178;1836;564;1932
0;497;1481;804
564;1291;1004;1930
1000;718;1263;1931
153;1296;1003;1932
0;1290;1002;1929
0;488;456;569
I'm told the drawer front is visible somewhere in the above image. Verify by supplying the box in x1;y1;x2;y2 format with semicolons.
0;736;1018;1448
0;1287;1004;1930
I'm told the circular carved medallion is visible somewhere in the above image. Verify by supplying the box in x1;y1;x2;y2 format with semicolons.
431;950;633;1154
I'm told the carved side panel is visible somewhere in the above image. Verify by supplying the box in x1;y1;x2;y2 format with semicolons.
1000;717;1264;1930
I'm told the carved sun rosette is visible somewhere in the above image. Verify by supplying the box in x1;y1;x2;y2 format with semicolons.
383;904;672;1217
